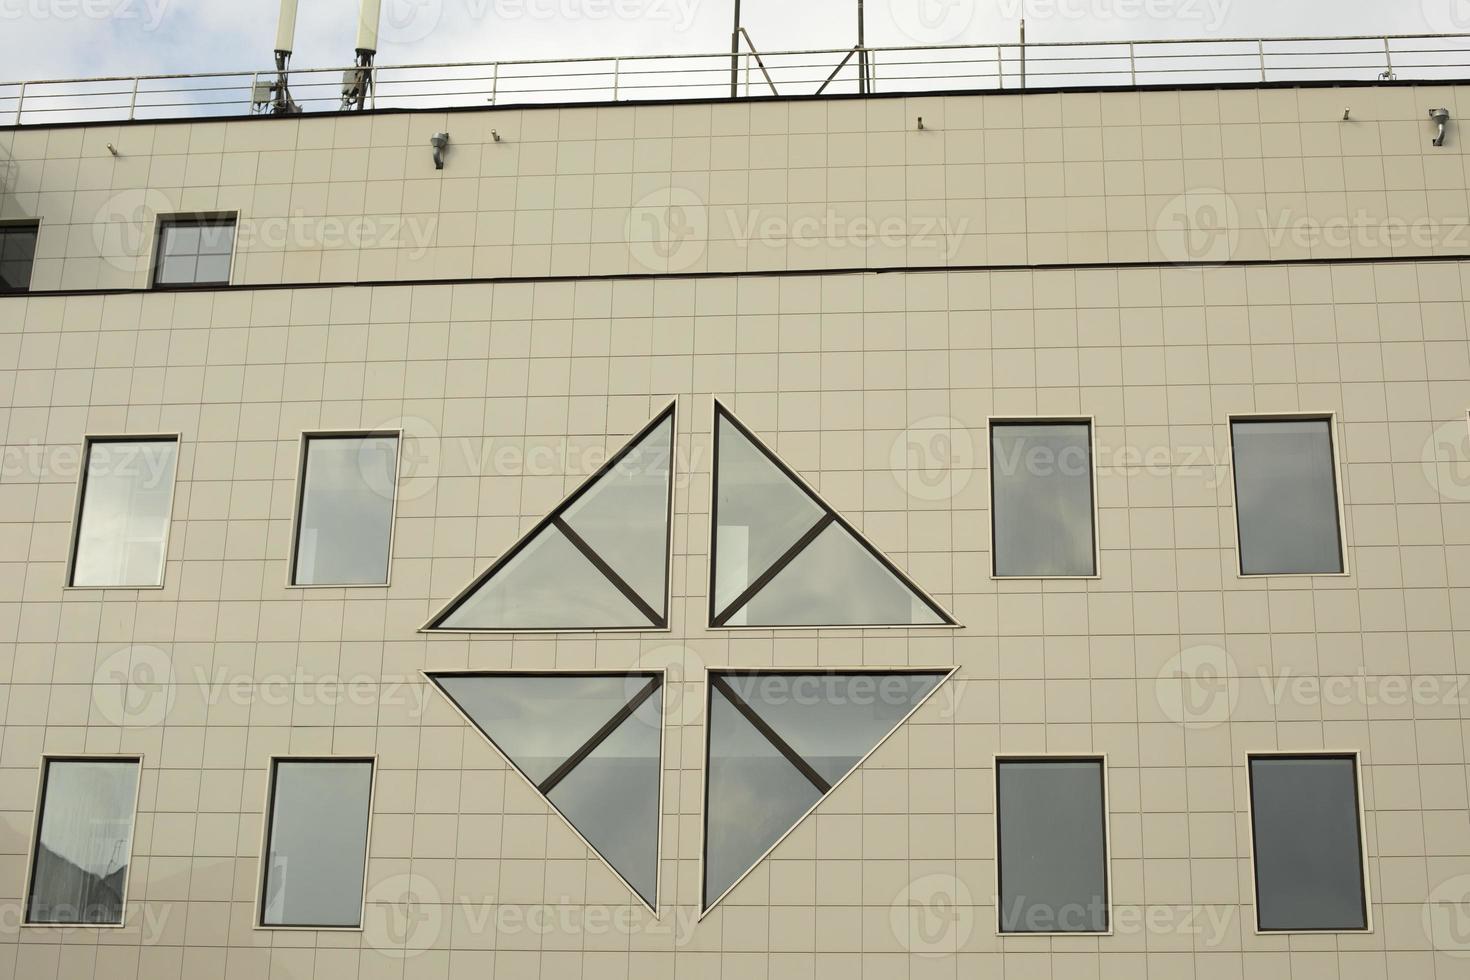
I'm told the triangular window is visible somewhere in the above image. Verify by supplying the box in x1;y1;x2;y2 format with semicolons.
701;669;953;912
709;401;956;627
425;403;675;631
428;672;664;910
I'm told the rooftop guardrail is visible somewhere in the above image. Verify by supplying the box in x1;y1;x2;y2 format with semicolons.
2;32;1468;127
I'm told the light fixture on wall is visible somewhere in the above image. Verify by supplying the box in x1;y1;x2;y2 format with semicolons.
1430;108;1450;147
430;132;450;169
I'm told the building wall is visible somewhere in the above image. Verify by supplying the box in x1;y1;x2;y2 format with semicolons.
2;82;1470;979
2;82;1470;291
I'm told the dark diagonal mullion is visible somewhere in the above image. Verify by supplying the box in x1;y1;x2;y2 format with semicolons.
713;512;835;627
711;674;831;793
538;675;662;795
553;516;664;627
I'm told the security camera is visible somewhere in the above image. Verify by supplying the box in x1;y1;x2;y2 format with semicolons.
430;132;450;169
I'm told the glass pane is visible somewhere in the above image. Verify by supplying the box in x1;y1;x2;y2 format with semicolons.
438;525;653;629
713;412;825;613
0;259;33;292
736;521;946;626
155;254;196;285
262;760;373;927
196;222;236;254
722;672;944;785
27;760;139;925
162;223;200;256
1232;419;1344;575
1250;756;1366;931
194;253;231;284
703;686;822;906
991;423;1096;577
561;415;672;611
3;226;38;261
547;694;662;906
434;673;645;785
71;440;177;587
294;435;397;585
997;759;1109;933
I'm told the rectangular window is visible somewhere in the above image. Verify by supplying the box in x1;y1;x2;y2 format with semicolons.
1230;416;1345;575
25;757;142;926
259;758;374;928
69;436;179;588
291;433;399;586
0;221;40;293
996;756;1110;934
152;215;235;287
1248;753;1369;932
990;420;1097;577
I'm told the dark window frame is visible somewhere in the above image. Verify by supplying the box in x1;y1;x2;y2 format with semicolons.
423;401;678;632
288;430;402;588
257;756;376;930
1228;413;1348;577
993;754;1112;935
149;213;238;289
1246;751;1371;934
707;399;958;628
987;416;1099;579
66;434;181;589
23;754;144;928
0;219;41;294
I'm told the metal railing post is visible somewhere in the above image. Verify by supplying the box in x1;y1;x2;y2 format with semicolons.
868;49;877;92
370;67;377;110
14;81;24;125
1128;42;1136;86
247;72;257;115
1258;39;1267;82
490;62;499;105
612;58;620;100
996;44;1003;90
1383;37;1394;80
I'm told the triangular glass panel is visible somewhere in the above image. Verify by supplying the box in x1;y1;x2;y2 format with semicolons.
709;402;957;628
429;672;664;909
701;669;953;912
426;404;675;631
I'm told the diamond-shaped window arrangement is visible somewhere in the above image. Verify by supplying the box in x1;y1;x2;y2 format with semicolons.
428;671;665;910
709;401;957;628
424;402;676;632
701;668;954;913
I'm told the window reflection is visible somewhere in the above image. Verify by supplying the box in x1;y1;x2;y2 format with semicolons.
26;758;140;925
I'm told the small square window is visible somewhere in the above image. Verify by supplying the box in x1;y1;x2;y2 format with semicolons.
0;222;40;293
259;758;374;928
1248;753;1369;932
69;436;179;588
290;433;399;586
25;757;142;926
990;420;1097;577
152;216;235;287
996;756;1110;934
1230;416;1345;575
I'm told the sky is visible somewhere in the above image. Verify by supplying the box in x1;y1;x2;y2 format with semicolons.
1;0;1465;85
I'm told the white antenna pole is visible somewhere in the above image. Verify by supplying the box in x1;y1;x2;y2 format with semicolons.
357;0;382;55
274;0;298;58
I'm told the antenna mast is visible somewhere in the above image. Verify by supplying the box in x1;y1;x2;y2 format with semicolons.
342;0;382;110
268;0;301;113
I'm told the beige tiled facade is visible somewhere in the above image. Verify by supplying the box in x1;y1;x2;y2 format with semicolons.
1;79;1470;979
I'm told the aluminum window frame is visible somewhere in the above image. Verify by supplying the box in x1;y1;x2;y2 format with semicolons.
0;218;41;294
286;429;403;589
1245;749;1373;935
1226;412;1351;579
992;752;1113;937
63;433;182;591
986;415;1102;581
421;399;679;634
706;398;960;631
149;212;238;290
253;755;378;931
423;668;668;915
697;665;959;918
21;753;145;930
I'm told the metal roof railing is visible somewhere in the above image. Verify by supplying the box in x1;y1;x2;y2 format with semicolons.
2;32;1468;127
